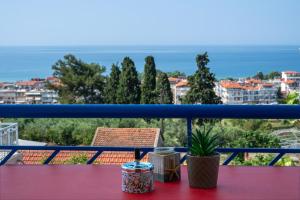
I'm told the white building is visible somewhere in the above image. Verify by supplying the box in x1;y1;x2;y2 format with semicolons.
168;77;188;104
281;71;300;94
215;79;277;104
41;90;59;104
174;80;190;104
0;90;17;104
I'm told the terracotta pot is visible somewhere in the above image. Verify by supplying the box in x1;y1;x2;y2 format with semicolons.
187;154;220;188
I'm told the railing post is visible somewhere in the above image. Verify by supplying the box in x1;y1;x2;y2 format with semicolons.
187;118;192;150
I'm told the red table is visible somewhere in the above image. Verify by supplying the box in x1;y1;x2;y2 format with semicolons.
1;165;299;200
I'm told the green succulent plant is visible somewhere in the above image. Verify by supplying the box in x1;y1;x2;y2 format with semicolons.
190;126;219;156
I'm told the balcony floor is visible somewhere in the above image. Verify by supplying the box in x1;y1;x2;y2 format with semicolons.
1;165;299;200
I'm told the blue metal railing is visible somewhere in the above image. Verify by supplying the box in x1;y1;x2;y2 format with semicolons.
0;104;300;166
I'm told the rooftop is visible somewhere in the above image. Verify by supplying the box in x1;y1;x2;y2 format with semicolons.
283;71;300;75
92;128;161;147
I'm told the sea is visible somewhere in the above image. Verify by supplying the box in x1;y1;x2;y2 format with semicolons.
0;45;299;81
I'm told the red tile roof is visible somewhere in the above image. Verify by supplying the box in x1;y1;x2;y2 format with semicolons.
168;77;180;83
16;81;37;86
245;79;263;84
220;81;243;89
284;80;296;84
92;128;160;147
283;71;300;75
21;150;148;165
175;80;189;87
21;128;160;165
46;77;59;81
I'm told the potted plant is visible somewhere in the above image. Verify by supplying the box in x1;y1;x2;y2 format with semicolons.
187;126;220;188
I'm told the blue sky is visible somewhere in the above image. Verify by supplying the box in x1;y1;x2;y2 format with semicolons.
0;0;300;45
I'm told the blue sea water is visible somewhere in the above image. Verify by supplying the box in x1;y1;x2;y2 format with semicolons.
0;45;299;81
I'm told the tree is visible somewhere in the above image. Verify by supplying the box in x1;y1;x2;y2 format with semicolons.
51;54;106;104
253;71;264;80
283;92;300;104
104;64;120;104
156;72;173;104
141;56;157;104
117;57;141;104
253;71;281;80
182;52;221;105
166;70;186;78
156;72;173;140
267;71;281;80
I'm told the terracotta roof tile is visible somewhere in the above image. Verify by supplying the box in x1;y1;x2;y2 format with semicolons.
220;81;243;89
284;80;296;84
175;80;189;87
92;128;160;147
21;150;148;165
283;71;300;75
21;128;160;165
16;81;37;86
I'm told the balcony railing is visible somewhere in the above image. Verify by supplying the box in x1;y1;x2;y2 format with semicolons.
0;104;300;166
0;123;18;146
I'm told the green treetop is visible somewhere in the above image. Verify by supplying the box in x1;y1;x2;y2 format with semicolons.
104;64;121;104
141;56;157;104
182;52;221;104
283;92;300;104
156;72;173;104
51;54;106;104
117;57;141;104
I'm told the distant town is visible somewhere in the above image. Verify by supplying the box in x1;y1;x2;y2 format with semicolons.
0;70;299;105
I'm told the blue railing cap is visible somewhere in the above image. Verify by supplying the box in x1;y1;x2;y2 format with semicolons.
0;104;300;119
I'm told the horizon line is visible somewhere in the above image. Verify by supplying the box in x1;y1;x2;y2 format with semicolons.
1;44;300;47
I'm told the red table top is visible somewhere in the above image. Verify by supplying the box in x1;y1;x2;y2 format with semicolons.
1;165;299;200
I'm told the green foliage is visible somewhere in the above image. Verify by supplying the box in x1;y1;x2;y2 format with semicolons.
182;53;221;125
267;71;281;79
156;72;173;104
182;53;221;105
190;126;219;156
165;70;186;78
215;120;280;148
235;154;297;166
282;92;300;104
163;119;187;146
65;153;89;164
104;64;120;104
117;57;141;104
252;71;280;80
141;56;157;104
231;131;280;148
51;54;106;104
294;120;300;129
12;118;101;145
253;71;264;80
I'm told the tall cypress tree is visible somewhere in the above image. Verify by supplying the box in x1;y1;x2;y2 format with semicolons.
182;52;221;104
141;56;157;104
117;57;141;104
104;64;120;104
156;72;173;141
156;72;173;104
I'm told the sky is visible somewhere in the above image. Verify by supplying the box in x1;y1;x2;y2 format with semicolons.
0;0;300;46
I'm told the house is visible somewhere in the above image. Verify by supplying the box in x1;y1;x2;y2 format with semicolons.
20;128;162;165
281;71;300;94
91;128;163;164
215;79;277;104
174;80;190;104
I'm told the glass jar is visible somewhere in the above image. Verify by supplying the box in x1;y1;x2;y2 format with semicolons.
121;161;154;193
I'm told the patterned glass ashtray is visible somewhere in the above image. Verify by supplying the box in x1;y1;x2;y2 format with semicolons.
121;161;154;193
